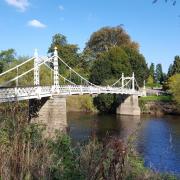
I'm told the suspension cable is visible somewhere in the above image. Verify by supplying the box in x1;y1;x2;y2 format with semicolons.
0;57;35;77
43;63;76;85
1;56;54;86
111;77;122;87
57;56;99;87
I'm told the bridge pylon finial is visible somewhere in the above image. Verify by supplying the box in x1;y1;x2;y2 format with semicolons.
54;47;58;56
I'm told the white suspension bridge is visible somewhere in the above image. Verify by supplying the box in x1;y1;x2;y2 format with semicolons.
0;47;146;103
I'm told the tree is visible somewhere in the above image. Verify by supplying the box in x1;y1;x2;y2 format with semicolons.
149;63;155;81
90;47;132;113
0;49;16;73
155;63;164;84
171;56;180;75
168;73;180;105
122;47;149;86
146;75;154;88
0;62;3;73
89;47;131;85
48;33;80;71
85;26;139;55
167;64;173;78
93;94;118;113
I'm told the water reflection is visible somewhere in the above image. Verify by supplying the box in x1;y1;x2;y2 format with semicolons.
67;112;180;175
138;116;180;174
67;112;140;143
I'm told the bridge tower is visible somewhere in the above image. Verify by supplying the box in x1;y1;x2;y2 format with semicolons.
116;72;140;116
132;72;135;91
122;73;124;88
53;47;59;93
34;49;39;85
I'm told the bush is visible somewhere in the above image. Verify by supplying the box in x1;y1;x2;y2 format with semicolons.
93;94;119;113
168;74;180;106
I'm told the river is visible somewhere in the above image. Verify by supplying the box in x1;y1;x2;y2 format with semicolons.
67;112;180;175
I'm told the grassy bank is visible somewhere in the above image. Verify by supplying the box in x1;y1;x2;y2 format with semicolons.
67;95;96;112
140;95;173;102
139;95;179;115
0;107;178;179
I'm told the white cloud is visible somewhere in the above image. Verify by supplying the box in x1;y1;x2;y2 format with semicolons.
28;19;46;28
58;5;64;11
5;0;29;11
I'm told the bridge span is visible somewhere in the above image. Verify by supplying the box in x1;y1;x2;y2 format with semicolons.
0;47;146;136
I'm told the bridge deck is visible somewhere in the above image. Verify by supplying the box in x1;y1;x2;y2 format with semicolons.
0;85;144;103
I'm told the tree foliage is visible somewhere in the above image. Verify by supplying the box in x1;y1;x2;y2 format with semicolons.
85;26;139;55
48;33;80;68
168;73;180;105
0;49;16;73
155;63;164;84
90;47;131;85
149;63;155;82
171;56;180;75
93;94;118;113
123;47;149;86
48;33;89;80
146;75;154;88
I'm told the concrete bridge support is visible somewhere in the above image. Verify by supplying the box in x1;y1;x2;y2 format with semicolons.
116;95;140;116
29;96;67;137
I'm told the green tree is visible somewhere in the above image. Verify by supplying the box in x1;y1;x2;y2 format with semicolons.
48;33;80;72
93;94;118;113
123;47;149;86
167;63;173;78
90;47;132;113
171;56;180;75
146;75;154;88
0;62;3;73
90;47;131;85
168;73;180;105
149;63;155;81
155;63;164;84
85;26;139;56
0;49;16;73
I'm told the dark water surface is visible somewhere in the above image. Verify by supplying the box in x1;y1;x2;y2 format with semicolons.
67;112;180;175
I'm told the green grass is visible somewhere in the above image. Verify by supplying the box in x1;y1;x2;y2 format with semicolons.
140;95;172;102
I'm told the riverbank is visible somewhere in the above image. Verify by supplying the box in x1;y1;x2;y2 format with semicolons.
67;95;96;112
1;103;180;178
0;111;178;179
139;95;180;115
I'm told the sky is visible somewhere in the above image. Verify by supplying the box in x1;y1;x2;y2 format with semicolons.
0;0;180;72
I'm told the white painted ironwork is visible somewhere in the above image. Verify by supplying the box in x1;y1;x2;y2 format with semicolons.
132;72;135;91
34;49;40;85
122;73;124;88
0;49;146;103
53;47;59;93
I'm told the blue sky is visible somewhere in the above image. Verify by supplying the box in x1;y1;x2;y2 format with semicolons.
0;0;180;72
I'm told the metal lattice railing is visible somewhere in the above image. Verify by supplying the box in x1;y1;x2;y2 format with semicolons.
0;48;146;103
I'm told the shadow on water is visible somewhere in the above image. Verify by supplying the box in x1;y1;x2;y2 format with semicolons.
67;112;141;143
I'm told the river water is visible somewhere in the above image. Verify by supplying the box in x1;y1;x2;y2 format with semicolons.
67;112;180;175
